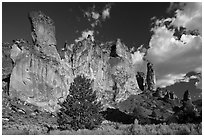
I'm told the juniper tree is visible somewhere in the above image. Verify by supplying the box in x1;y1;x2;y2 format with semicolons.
57;75;103;131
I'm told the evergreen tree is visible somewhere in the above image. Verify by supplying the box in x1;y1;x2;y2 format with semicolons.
57;75;103;131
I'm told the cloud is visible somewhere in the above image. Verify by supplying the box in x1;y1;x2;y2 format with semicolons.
75;30;94;42
157;73;186;88
171;2;202;34
102;4;112;20
131;51;145;64
131;45;147;73
146;2;202;88
92;12;100;20
165;2;202;35
83;3;113;28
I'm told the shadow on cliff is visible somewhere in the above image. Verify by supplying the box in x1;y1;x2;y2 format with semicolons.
101;108;135;124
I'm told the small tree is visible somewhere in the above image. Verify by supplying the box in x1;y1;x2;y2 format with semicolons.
57;75;103;131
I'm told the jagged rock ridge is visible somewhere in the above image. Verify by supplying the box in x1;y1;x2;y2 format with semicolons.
5;11;157;112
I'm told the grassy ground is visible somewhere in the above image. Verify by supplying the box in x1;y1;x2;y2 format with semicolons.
2;120;202;135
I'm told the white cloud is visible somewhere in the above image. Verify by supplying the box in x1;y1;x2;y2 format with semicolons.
171;2;202;34
102;6;111;20
131;45;147;73
75;30;94;42
92;12;100;20
147;2;202;88
131;51;145;65
148;26;201;64
157;73;186;88
83;4;112;28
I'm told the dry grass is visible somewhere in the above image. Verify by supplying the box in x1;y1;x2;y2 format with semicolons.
2;121;202;135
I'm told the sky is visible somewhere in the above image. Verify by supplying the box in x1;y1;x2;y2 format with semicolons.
2;2;202;100
2;2;171;49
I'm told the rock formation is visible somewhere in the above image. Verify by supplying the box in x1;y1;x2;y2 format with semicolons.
154;87;163;98
62;38;140;104
7;11;148;112
146;62;156;91
183;90;191;102
29;11;60;61
182;90;195;112
2;42;14;94
136;72;145;91
9;11;68;112
9;38;68;112
164;90;171;101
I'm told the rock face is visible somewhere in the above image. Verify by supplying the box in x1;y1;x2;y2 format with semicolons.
182;90;195;111
146;62;156;91
29;11;60;61
183;90;191;102
9;12;68;112
8;11;147;112
62;38;141;105
2;42;13;80
9;39;68;112
2;42;14;94
136;72;145;91
153;87;163;98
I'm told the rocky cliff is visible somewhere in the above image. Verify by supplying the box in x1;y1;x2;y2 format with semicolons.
5;11;156;112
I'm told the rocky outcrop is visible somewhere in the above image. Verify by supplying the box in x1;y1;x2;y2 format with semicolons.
7;11;145;112
183;90;191;102
2;42;14;95
2;42;13;80
62;39;141;104
153;87;163;98
9;12;68;112
9;40;68;112
62;39;113;103
166;90;201;124
136;72;145;91
182;90;195;111
29;11;60;61
146;62;156;91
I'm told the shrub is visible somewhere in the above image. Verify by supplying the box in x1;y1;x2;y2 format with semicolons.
57;75;103;131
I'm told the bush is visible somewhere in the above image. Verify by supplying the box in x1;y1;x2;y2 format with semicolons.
132;123;202;135
57;75;103;131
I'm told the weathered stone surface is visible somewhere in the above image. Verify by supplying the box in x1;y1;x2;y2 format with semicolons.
61;38;141;105
164;90;171;101
116;39;132;62
29;11;60;61
8;11;146;112
154;87;163;98
62;39;114;105
136;72;145;91
2;42;13;80
9;40;68;112
146;62;156;91
182;90;195;111
183;90;191;102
